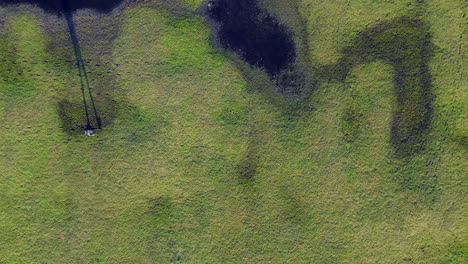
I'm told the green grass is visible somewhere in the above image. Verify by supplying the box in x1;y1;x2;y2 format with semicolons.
0;0;466;263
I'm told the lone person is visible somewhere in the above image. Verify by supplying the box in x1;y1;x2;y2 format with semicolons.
84;124;95;136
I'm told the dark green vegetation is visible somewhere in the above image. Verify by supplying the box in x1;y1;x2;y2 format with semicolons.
209;1;434;160
0;0;466;263
330;16;434;157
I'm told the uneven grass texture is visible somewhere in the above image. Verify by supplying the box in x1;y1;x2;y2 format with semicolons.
0;0;466;263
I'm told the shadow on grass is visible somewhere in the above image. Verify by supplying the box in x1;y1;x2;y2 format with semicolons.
62;7;103;129
1;0;125;13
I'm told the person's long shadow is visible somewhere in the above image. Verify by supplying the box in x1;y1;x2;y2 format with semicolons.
62;2;101;129
1;0;125;13
2;0;127;130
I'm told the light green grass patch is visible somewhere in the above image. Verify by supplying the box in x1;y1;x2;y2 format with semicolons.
0;14;42;98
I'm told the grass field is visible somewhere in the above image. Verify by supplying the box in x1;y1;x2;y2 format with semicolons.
0;0;466;263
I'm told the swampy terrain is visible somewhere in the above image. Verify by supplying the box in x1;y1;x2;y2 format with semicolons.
0;0;466;263
207;0;296;76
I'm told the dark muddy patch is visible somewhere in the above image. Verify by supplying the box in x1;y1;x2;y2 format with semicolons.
1;0;126;13
327;16;434;157
206;0;296;77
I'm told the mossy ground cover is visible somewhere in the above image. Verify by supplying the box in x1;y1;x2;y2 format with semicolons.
0;0;466;263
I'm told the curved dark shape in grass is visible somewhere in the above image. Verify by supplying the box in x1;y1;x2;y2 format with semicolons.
1;0;125;13
207;0;296;76
328;16;434;156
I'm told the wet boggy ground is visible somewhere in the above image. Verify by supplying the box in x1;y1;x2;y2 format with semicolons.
206;0;296;77
207;0;434;157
